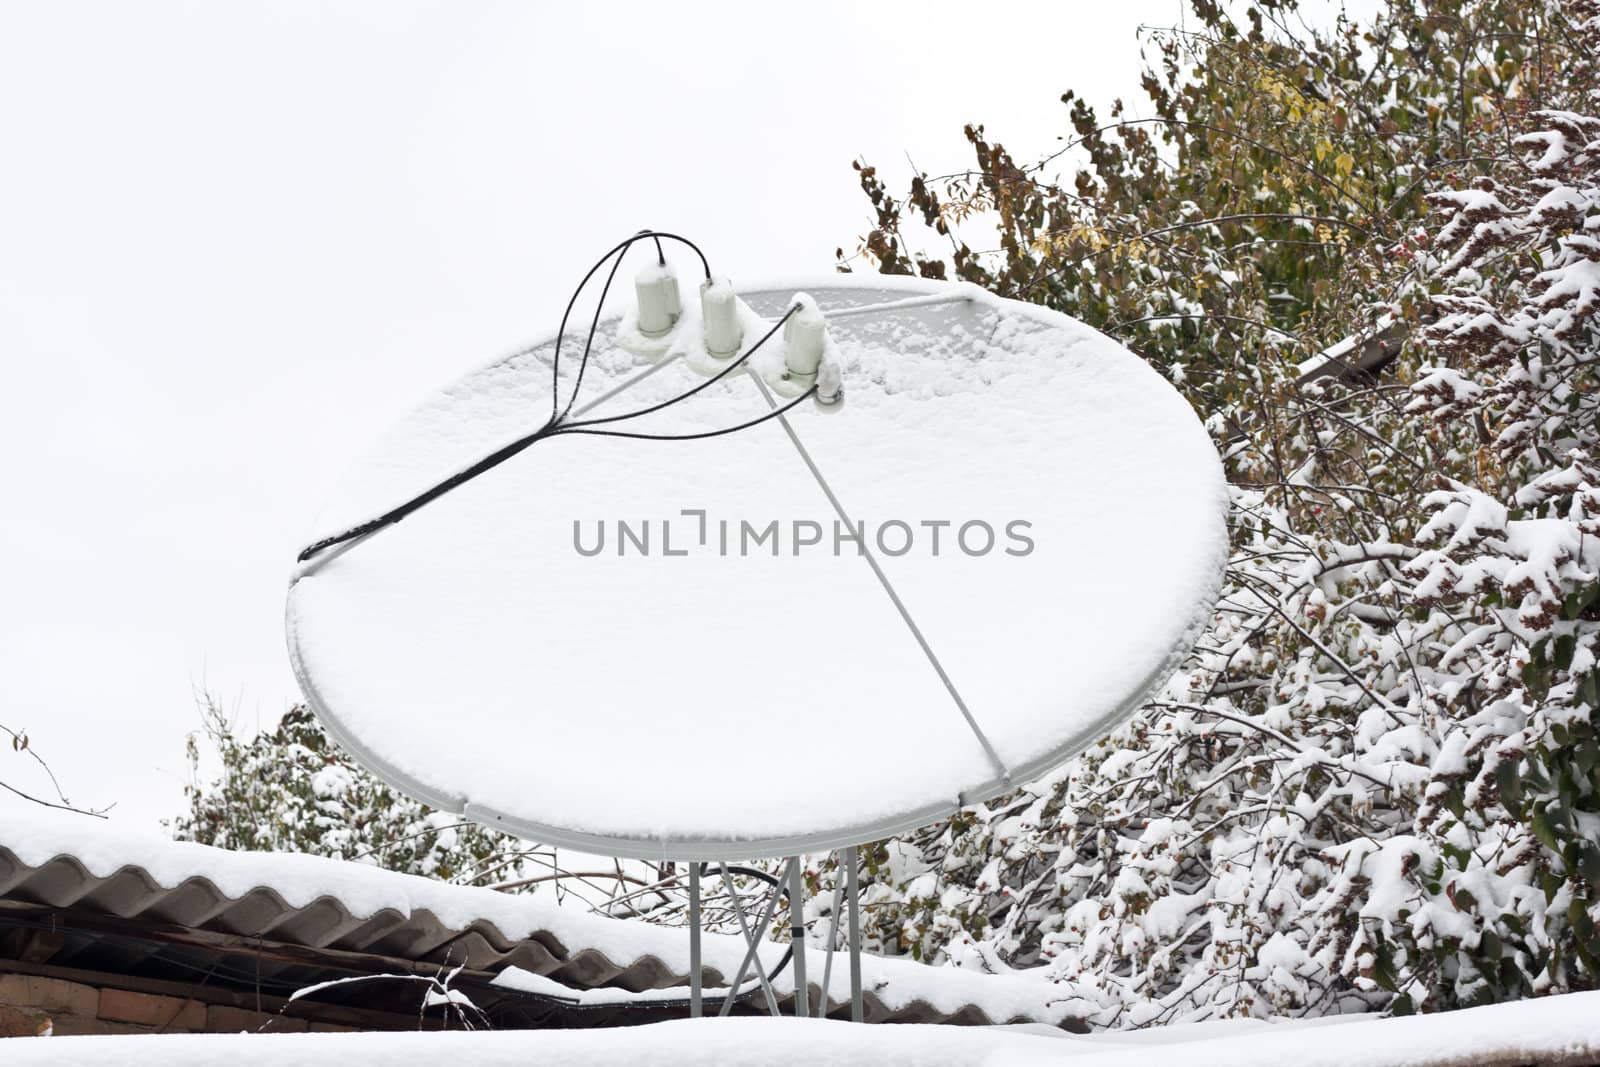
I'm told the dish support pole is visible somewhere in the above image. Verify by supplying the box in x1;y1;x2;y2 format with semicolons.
846;846;864;1022
793;850;864;1021
685;851;863;1021
688;863;702;1017
789;858;809;1017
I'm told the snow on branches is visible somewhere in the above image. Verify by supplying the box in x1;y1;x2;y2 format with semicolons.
833;0;1600;1028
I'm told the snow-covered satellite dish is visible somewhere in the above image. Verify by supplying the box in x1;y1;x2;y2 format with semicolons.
286;239;1227;861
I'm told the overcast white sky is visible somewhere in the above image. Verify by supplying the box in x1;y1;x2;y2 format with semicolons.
0;1;1263;828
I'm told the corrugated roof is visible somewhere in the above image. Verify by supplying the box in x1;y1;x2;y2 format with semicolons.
0;812;1083;1029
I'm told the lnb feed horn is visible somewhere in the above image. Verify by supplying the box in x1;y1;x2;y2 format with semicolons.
700;277;741;358
782;295;827;383
633;260;682;338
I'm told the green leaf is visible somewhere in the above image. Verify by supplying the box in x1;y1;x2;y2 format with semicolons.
1580;671;1600;709
1372;942;1400;993
1525;761;1553;793
1554;634;1577;671
1532;808;1562;853
1496;760;1523;813
1523;661;1551;703
1569;897;1594;940
1578;740;1600;775
1499;956;1527;995
1583;845;1600;885
1577;941;1600;981
1563;582;1600;621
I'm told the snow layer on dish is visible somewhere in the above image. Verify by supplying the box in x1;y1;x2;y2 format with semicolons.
286;278;1228;858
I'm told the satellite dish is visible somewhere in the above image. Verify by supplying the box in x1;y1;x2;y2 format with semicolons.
286;248;1226;863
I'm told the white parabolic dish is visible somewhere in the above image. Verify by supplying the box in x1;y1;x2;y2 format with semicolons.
286;276;1228;861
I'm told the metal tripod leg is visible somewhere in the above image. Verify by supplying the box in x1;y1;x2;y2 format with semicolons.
788;857;809;1017
820;847;865;1022
821;855;846;1017
846;845;863;1022
688;863;702;1018
718;862;783;1017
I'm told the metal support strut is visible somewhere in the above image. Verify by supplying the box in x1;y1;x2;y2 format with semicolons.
683;851;863;1021
688;863;702;1017
846;845;863;1022
817;846;866;1022
788;857;809;1017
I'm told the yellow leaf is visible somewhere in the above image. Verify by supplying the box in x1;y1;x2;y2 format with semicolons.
1335;153;1355;177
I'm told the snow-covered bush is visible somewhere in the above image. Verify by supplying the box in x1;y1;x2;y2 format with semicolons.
1327;90;1600;1011
170;700;521;884
833;0;1599;1026
170;701;728;921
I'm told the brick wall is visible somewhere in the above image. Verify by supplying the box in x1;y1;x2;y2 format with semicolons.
0;974;356;1038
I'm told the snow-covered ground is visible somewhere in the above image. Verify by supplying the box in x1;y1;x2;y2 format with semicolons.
8;991;1600;1065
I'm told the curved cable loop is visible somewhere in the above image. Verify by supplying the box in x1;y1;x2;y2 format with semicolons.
550;230;712;424
560;303;800;433
295;234;808;566
554;384;817;444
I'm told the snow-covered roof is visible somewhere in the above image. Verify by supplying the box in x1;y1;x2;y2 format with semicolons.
0;810;1083;1027
8;987;1600;1064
